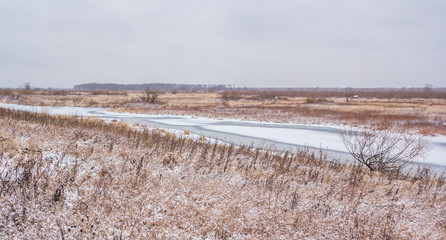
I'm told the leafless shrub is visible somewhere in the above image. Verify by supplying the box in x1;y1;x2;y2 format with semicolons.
340;126;429;172
253;91;280;100
220;90;242;101
140;89;160;103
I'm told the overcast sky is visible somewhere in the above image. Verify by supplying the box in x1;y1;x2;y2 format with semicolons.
0;0;445;89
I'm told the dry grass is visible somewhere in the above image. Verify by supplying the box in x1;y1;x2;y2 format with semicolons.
0;90;139;108
1;90;445;135
1;108;445;239
121;93;446;135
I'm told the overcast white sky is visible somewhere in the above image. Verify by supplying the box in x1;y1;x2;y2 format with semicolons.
0;0;445;89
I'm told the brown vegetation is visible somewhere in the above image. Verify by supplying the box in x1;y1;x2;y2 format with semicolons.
1;90;445;135
235;88;446;100
0;89;14;97
220;90;243;101
0;108;445;238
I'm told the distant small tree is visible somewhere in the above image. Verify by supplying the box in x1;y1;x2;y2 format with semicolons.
220;90;242;101
21;82;31;90
422;84;433;98
141;89;159;103
340;126;429;172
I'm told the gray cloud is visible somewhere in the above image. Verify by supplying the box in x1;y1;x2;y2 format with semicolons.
1;0;445;88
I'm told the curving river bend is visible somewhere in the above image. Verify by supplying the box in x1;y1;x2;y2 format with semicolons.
1;103;445;173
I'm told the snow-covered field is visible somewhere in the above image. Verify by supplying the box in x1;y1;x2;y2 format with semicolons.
1;103;445;168
1;107;446;239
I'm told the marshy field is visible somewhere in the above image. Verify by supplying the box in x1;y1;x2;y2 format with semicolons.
1;89;446;239
3;0;446;238
2;89;446;134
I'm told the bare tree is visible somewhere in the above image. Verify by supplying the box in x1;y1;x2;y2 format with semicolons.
22;82;31;90
141;89;159;103
340;127;429;172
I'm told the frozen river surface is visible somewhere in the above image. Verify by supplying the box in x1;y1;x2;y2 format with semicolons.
1;103;445;171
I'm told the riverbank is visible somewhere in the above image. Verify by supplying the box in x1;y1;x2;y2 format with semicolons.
1;103;445;170
1;108;445;239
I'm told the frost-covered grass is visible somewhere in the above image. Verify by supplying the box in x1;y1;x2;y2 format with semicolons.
1;108;446;239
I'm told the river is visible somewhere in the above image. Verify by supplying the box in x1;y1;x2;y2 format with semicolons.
1;103;445;173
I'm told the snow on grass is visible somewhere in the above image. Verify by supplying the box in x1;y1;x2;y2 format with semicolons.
1;102;445;167
0;110;446;239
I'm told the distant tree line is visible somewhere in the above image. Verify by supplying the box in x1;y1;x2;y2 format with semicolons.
73;83;230;92
71;83;446;99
